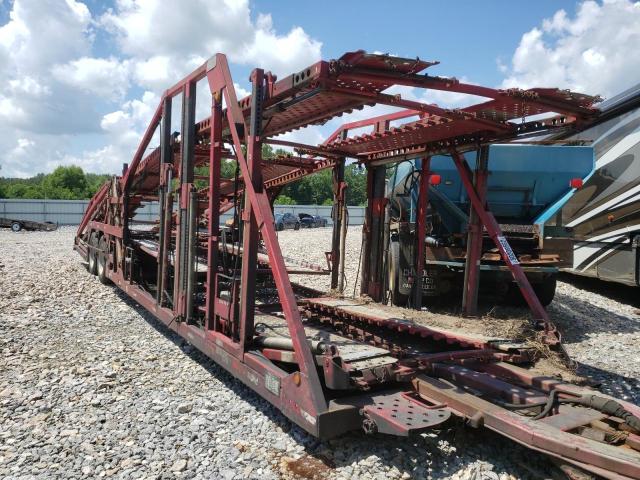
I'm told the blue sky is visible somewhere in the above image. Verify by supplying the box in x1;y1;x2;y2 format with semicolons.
0;0;639;177
252;1;579;85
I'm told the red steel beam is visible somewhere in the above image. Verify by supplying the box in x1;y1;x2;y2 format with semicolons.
205;92;223;331
324;109;421;145
462;147;489;316
238;68;265;349
206;54;328;414
413;157;431;309
449;149;560;344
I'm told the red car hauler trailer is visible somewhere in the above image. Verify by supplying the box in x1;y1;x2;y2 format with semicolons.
74;51;640;479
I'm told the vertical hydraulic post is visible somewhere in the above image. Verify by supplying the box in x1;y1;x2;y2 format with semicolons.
361;166;386;301
360;168;373;296
413;157;431;309
156;97;172;304
330;152;346;291
174;81;197;322
462;147;489;316
239;68;264;348
450;149;560;344
337;184;348;294
361;121;388;301
205;93;223;331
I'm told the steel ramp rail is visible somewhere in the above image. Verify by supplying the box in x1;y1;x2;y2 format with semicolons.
413;370;640;480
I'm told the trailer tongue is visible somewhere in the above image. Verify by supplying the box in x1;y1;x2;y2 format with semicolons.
74;51;640;478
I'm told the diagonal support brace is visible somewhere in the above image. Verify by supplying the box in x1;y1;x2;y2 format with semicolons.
206;54;328;414
449;149;561;346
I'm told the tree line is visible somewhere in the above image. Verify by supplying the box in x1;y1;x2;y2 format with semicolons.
261;144;368;206
0;166;110;200
0;146;368;205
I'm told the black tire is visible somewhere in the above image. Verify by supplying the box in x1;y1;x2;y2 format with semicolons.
97;236;110;285
507;275;557;307
388;241;409;306
11;222;22;232
294;222;300;231
534;276;557;306
276;223;283;231
88;232;98;275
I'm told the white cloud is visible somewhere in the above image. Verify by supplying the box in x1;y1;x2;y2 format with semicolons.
52;90;163;176
101;0;322;79
0;0;91;77
0;0;110;176
0;0;322;178
241;13;322;75
501;0;640;98
52;57;131;100
75;0;322;175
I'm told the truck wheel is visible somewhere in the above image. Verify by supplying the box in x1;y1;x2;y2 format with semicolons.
507;275;557;307
388;241;408;306
97;236;110;285
88;232;98;275
11;222;22;232
294;222;300;230
534;276;557;306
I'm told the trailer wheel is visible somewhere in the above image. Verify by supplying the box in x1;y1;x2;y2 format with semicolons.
88;232;98;275
388;240;408;306
97;236;110;285
10;222;22;232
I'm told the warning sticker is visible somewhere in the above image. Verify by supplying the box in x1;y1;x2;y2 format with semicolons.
497;236;519;265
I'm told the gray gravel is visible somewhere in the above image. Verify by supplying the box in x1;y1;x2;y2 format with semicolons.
1;227;639;479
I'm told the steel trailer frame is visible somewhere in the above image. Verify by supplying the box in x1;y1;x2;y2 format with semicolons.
74;51;640;478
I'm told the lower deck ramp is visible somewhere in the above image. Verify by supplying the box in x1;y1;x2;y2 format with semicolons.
255;313;398;372
304;297;530;353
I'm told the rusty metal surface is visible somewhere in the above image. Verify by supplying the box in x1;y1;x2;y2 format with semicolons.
304;297;521;350
345;390;451;436
70;49;640;480
413;374;640;480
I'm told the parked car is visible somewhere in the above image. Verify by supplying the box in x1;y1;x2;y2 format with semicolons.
274;212;300;231
298;213;328;228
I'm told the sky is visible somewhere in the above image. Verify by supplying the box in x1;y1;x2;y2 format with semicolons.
0;0;639;178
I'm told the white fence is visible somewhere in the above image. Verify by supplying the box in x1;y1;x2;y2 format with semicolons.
0;199;365;226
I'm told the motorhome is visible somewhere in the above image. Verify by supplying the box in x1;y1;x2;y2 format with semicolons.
545;83;640;286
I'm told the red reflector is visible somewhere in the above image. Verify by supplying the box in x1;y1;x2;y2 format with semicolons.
429;174;442;186
569;178;583;189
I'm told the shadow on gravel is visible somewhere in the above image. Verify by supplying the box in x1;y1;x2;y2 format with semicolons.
558;272;640;308
574;362;640;405
548;291;640;342
111;288;555;479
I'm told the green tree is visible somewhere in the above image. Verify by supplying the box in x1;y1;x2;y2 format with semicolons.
344;164;367;206
274;194;295;205
5;183;43;198
41;166;89;199
85;173;110;195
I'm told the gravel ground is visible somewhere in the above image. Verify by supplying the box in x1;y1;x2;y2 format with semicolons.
1;227;639;479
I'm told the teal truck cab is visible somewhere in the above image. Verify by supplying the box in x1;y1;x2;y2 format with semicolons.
387;144;595;307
